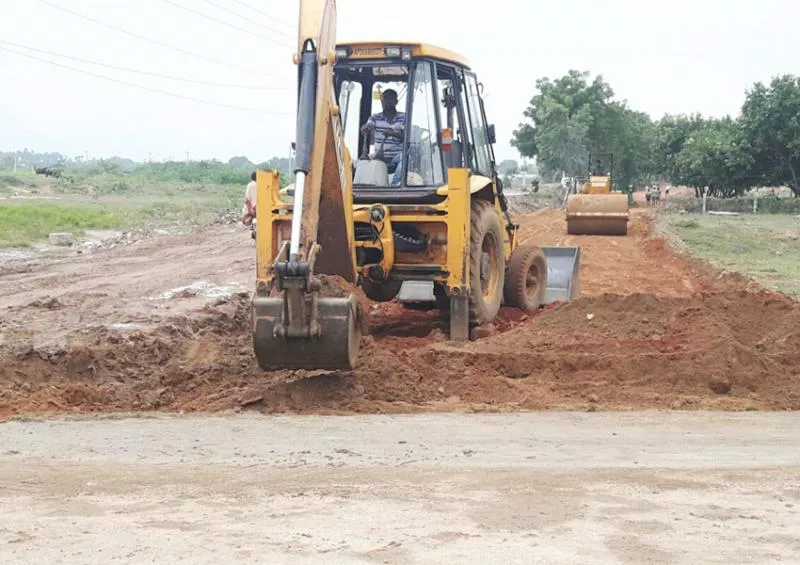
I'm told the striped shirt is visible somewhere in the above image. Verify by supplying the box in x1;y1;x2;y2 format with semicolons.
367;111;405;160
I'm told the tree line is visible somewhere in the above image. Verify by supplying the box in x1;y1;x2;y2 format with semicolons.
510;70;800;197
1;151;292;187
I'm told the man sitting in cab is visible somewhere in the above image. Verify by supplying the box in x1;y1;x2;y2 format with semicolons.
360;88;406;186
592;159;607;176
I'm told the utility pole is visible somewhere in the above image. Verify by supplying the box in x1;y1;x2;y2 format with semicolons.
185;151;190;164
13;154;18;173
148;152;152;163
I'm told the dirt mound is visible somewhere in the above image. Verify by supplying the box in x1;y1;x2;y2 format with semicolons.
318;274;372;332
1;207;799;417
2;284;799;416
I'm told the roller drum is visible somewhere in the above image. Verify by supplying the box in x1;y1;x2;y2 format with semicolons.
565;193;629;235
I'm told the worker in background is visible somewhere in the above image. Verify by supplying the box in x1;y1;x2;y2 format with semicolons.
360;88;406;186
592;159;606;176
242;171;257;226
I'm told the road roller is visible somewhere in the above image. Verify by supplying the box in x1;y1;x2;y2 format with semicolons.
565;153;629;236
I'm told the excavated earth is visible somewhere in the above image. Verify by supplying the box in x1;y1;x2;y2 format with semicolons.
1;206;798;417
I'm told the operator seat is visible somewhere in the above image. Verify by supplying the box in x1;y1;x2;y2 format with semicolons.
352;125;444;205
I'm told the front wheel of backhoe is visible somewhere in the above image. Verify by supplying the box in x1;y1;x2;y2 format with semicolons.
503;243;547;311
468;199;505;325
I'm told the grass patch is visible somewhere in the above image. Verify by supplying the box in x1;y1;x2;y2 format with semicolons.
0;202;124;247
670;217;700;229
0;169;246;247
666;213;800;297
0;194;237;247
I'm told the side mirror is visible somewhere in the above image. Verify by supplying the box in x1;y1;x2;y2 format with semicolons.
487;124;496;144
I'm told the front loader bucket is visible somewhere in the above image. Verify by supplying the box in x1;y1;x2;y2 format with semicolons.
397;281;435;303
541;246;581;304
252;294;361;371
565;193;629;235
395;245;581;308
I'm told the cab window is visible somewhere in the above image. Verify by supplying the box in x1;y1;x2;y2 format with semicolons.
405;61;444;186
462;73;492;176
335;63;409;170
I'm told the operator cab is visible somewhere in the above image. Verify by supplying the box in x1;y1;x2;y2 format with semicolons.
333;42;498;204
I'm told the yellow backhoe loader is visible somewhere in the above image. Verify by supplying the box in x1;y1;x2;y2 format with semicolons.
564;152;629;235
250;0;581;371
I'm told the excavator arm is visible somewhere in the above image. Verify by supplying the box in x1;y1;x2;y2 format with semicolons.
291;0;354;278
251;0;361;370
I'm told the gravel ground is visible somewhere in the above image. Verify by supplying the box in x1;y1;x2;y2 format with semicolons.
1;412;799;564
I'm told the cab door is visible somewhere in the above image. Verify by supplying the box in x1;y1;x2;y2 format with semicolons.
461;71;495;178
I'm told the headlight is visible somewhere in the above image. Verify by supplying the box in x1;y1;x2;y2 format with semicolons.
401;48;411;60
384;46;401;57
335;47;350;59
369;205;385;222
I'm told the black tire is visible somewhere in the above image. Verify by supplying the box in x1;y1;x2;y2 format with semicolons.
468;199;505;325
503;243;547;311
434;282;449;311
361;279;402;302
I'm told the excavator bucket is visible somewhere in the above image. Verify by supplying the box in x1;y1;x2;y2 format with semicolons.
396;245;581;307
252;293;361;371
541;246;581;304
565;193;629;235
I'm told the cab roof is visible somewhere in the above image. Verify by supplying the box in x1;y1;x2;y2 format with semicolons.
335;41;471;69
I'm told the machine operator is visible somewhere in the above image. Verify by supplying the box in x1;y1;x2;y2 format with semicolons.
592;159;607;176
360;88;406;186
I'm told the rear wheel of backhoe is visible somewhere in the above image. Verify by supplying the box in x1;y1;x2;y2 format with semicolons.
468;199;505;325
361;279;402;302
503;243;547;311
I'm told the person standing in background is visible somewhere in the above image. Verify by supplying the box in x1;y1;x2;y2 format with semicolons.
242;171;257;226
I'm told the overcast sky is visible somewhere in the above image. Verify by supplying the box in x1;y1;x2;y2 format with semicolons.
1;0;798;163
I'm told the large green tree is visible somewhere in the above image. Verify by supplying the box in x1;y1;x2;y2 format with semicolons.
511;70;612;174
532;97;591;177
652;113;707;183
739;75;800;196
496;159;519;175
670;117;752;197
511;70;655;189
595;103;658;191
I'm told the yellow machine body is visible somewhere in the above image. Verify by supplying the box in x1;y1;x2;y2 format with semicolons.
251;0;580;371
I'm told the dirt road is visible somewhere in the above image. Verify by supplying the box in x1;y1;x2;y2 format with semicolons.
1;206;799;416
1;412;799;564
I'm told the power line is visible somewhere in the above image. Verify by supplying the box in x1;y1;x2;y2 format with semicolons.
158;0;293;47
0;39;289;90
197;0;294;41
0;45;293;116
226;0;295;29
32;0;284;77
